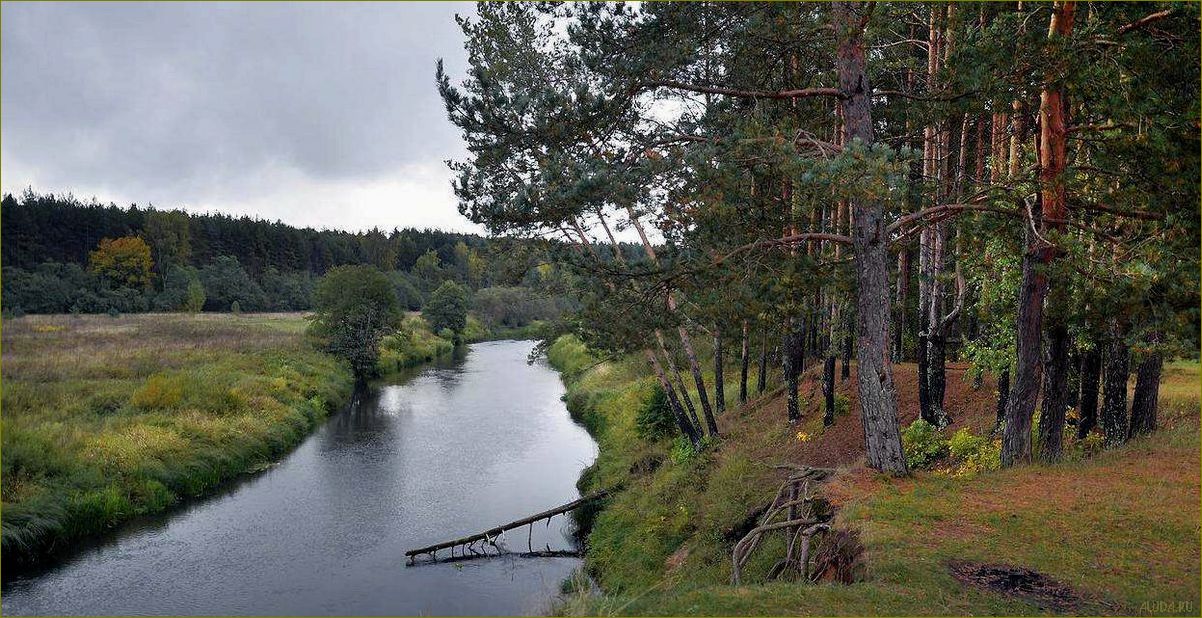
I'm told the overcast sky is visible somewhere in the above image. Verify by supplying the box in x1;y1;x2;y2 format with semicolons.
1;1;485;234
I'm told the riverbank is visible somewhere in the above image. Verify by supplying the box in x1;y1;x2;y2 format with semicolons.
1;311;555;570
2;339;595;615
376;314;548;375
546;336;1200;615
0;312;355;568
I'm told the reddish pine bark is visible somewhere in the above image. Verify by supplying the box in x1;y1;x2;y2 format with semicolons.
1002;1;1075;467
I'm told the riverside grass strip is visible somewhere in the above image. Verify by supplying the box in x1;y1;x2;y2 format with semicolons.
1;312;354;568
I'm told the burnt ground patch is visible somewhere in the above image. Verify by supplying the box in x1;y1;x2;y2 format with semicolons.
948;560;1085;613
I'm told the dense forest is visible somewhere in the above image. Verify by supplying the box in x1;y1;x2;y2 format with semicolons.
0;189;600;322
439;1;1199;471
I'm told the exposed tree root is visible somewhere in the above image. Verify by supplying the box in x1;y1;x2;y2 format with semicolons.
731;465;839;584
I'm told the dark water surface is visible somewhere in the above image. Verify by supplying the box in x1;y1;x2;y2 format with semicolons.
1;341;598;615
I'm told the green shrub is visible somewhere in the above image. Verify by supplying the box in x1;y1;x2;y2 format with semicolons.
834;393;851;418
669;436;698;465
376;316;454;373
946;428;1001;477
460;314;491;342
635;385;676;440
901;419;948;469
948;427;985;460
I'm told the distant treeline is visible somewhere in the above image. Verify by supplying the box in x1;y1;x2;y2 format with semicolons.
2;189;484;274
0;189;603;320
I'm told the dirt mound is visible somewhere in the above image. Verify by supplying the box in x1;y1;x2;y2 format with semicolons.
949;560;1084;612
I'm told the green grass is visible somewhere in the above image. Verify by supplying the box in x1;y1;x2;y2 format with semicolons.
548;335;1200;616
375;314;549;375
376;314;456;374
1;312;355;567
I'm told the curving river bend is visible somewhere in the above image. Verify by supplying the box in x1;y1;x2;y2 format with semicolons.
1;340;599;615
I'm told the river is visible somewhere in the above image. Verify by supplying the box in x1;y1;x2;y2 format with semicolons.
1;340;599;615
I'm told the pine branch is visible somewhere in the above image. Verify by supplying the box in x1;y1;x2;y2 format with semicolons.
642;79;843;100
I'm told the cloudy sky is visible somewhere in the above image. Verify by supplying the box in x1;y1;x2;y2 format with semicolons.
1;1;484;234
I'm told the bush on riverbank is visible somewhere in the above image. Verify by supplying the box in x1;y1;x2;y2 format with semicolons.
0;313;354;567
376;315;456;374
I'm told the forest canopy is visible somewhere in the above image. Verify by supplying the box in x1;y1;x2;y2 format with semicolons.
437;1;1200;472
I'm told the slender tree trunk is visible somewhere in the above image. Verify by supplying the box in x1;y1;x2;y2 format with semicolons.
1002;0;1075;467
1002;245;1044;464
1128;344;1163;439
841;310;852;380
823;354;837;427
656;331;702;434
916;7;941;425
1077;341;1102;438
923;112;966;428
645;349;700;447
714;327;726;414
757;330;769;395
1065;346;1081;412
1037;323;1070;462
994;369;1010;434
1101;327;1131;447
677;320;718;437
739;320;750;404
835;1;907;474
917;331;931;420
627;206;717;438
894;250;909;362
783;324;803;423
926;332;948;426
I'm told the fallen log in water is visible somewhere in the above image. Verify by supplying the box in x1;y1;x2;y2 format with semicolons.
404;489;611;565
411;549;583;566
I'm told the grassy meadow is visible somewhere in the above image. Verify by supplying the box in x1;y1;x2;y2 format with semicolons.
548;336;1201;615
0;312;355;567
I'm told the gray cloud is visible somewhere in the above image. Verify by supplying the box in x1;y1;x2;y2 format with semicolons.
1;1;480;232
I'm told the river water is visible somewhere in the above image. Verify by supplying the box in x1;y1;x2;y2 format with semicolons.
1;340;599;615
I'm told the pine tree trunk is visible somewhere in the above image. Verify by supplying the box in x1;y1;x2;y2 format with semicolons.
894;249;911;362
783;325;803;423
823;354;837;427
714;327;726;414
1002;247;1045;465
1101;329;1130;447
1077;341;1102;438
1065;346;1081;412
842;310;852;380
1037;323;1070;462
645;349;700;447
678;324;718;437
656;332;702;434
835;1;907;474
625;208;716;437
1128;347;1163;439
739;320;750;404
1002;0;1075;467
917;332;931;422
994;369;1010;434
926;332;949;426
757;330;768;395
